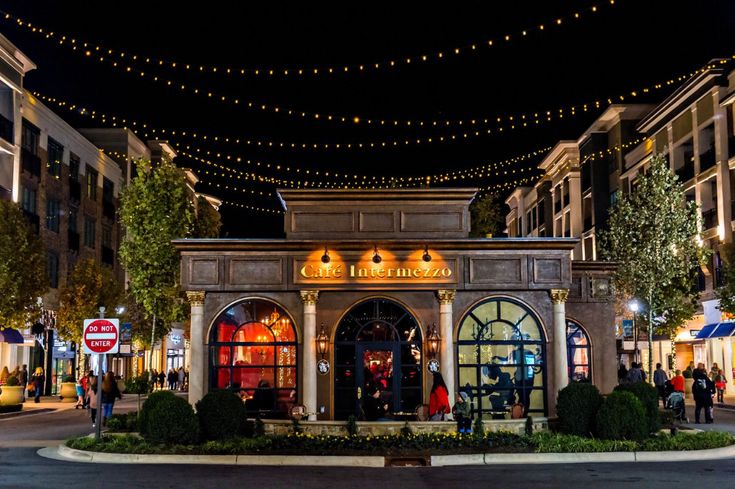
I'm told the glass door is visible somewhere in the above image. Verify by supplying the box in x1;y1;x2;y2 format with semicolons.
357;344;398;414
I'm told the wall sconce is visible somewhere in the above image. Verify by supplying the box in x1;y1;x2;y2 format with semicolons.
427;323;441;358
372;245;382;264
321;246;331;264
316;323;329;359
422;245;432;262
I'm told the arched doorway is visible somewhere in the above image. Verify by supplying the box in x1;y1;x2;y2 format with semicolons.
333;298;423;420
567;319;592;383
456;297;547;418
208;298;298;416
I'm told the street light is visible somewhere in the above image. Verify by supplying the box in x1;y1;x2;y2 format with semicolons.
628;300;640;363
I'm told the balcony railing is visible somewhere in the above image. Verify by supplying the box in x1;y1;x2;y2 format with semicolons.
101;246;114;266
69;180;81;203
699;148;716;172
21;148;41;177
68;230;80;252
702;208;718;230
0;113;13;143
675;164;695;183
22;210;39;234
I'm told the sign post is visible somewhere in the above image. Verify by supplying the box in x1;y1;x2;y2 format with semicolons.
83;310;119;440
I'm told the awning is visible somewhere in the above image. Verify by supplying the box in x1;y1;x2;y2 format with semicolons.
0;328;24;344
696;322;735;339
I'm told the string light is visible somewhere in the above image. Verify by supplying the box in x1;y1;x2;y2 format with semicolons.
0;2;618;80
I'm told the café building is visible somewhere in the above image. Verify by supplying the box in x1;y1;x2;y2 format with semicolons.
175;188;617;420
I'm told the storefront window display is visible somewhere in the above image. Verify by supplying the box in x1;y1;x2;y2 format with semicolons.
567;320;592;383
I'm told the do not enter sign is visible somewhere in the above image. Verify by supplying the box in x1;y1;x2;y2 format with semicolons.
83;318;120;354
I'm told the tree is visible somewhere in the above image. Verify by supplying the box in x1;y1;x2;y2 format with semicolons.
193;196;221;238
119;158;193;356
56;258;124;341
470;193;507;237
600;155;705;380
716;243;735;314
0;200;46;329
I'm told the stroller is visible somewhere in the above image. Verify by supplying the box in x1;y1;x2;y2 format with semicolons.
665;383;688;423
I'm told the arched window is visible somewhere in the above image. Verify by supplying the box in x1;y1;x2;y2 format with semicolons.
457;297;546;418
209;299;297;415
567;320;591;383
333;298;422;420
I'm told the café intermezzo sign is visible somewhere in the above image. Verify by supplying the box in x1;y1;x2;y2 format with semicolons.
296;259;456;285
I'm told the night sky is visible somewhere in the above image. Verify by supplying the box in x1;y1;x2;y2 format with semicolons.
2;0;734;237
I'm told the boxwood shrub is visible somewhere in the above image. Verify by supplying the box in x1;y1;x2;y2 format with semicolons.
596;391;648;440
614;382;660;434
556;382;603;437
143;394;199;444
139;390;177;437
196;389;248;440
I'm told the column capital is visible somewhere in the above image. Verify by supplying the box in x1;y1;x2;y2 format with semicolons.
186;291;206;307
436;289;456;305
549;289;569;305
300;290;319;306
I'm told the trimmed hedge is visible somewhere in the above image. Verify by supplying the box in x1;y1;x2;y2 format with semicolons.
139;390;177;437
143;394;199;444
557;382;603;437
106;411;139;432
596;391;648;440
614;382;660;434
196;390;248;441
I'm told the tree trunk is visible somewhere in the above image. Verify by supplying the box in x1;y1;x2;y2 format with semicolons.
648;291;654;384
148;311;156;372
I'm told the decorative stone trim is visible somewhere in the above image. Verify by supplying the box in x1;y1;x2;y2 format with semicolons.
436;289;456;305
186;291;205;307
300;290;319;305
549;289;569;305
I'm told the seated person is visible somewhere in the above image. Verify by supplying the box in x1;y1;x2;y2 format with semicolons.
363;386;389;421
252;379;276;413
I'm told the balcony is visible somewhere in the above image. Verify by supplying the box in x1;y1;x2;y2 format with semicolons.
22;210;39;234
0;113;12;143
675;164;695;183
68;230;80;253
699;148;716;172
103;201;115;220
101;246;114;266
21;148;41;177
69;180;81;203
702;208;718;230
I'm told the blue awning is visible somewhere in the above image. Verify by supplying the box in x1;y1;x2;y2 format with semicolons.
696;324;718;339
0;328;23;344
697;322;735;339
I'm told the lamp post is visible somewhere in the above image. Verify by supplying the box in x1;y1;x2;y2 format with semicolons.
628;300;640;364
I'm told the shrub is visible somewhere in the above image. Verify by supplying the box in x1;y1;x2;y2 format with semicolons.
556;382;603;437
195;390;248;441
614;382;660;434
254;417;265;437
596;391;648;440
62;375;75;383
143;394;199;444
346;415;358;436
291;417;302;434
139;390;177;437
5;375;19;387
400;421;412;437
106;412;139;432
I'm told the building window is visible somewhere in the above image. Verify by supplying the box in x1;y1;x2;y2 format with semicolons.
46;198;60;233
209;299;297;417
84;216;96;248
86;167;98;200
69;153;80;181
102;225;112;248
457;297;547;418
68;206;78;232
567;320;591;383
21;120;39;154
332;298;422;420
47;138;64;178
47;251;59;289
562;178;570;208
21;186;37;214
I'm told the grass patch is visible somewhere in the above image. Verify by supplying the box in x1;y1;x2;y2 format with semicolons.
533;431;735;453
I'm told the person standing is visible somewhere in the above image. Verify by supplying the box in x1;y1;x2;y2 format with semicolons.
101;371;122;425
693;363;715;424
617;363;628;384
87;378;99;428
429;372;450;421
626;362;643;383
714;369;728;403
31;367;44;403
653;363;668;406
18;365;28;402
177;367;185;391
157;370;165;390
453;391;472;433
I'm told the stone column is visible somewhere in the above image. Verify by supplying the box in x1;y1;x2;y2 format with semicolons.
300;290;319;420
436;289;456;403
550;289;570;393
186;291;206;407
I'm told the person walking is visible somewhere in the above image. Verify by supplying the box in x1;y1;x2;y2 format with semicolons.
87;378;99;428
653;363;668;406
429;372;451;421
157;370;165;390
177;367;185;391
452;391;472;433
709;363;720;381
626;362;643;383
693;363;715;424
18;365;28;402
617;363;628;384
101;371;122;425
74;376;85;409
714;369;728;403
30;367;44;403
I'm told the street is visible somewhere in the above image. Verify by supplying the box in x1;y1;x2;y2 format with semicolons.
0;398;734;488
